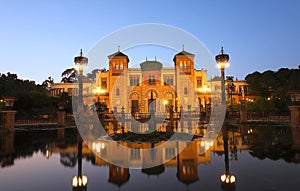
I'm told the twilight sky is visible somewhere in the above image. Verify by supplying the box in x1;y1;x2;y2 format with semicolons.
1;0;300;84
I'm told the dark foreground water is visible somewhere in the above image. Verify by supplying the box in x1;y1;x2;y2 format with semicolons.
1;125;300;191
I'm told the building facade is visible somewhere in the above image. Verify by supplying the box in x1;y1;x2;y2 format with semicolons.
95;49;210;113
50;49;251;113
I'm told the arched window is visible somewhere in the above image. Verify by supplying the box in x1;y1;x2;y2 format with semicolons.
184;87;188;95
120;63;123;70
115;64;119;70
116;87;120;96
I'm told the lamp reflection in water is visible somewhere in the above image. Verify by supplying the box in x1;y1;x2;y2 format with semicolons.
220;126;236;190
72;136;88;191
45;145;52;159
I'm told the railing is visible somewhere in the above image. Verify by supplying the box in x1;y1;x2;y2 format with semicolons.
14;114;76;127
246;112;290;122
15;119;58;127
99;111;203;122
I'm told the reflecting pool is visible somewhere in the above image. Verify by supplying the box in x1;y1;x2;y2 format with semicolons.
1;125;300;191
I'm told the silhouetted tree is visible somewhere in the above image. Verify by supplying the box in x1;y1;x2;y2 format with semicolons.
41;76;54;88
246;67;300;114
61;68;78;83
60;154;77;167
0;72;59;119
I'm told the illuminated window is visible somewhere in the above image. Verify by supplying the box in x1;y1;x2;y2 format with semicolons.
196;77;202;88
101;78;107;89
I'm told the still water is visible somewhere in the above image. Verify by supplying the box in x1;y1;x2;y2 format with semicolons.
1;125;300;191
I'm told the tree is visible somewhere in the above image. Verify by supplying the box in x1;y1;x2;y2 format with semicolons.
245;71;264;96
61;68;78;83
0;72;59;119
245;68;300;114
85;69;101;82
41;76;54;88
247;97;276;113
60;154;77;167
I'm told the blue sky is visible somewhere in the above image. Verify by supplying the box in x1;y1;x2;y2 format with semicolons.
1;0;300;83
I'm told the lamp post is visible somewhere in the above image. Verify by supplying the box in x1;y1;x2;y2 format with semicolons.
74;49;88;102
215;47;230;103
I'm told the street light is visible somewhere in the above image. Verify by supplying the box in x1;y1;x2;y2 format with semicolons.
215;47;230;80
215;47;230;103
74;49;88;100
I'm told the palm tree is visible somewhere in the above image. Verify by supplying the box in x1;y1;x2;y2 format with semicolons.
61;68;78;83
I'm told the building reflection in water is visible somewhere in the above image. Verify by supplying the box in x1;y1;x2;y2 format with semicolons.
2;123;300;190
109;165;130;189
0;125;252;190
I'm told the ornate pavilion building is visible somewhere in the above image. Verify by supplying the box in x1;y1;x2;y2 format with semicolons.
94;49;209;113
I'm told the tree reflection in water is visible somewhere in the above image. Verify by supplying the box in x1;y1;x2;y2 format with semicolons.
0;124;300;191
60;153;77;168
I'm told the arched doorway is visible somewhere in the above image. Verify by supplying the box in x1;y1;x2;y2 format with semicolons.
146;90;158;112
164;92;174;112
129;92;140;114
